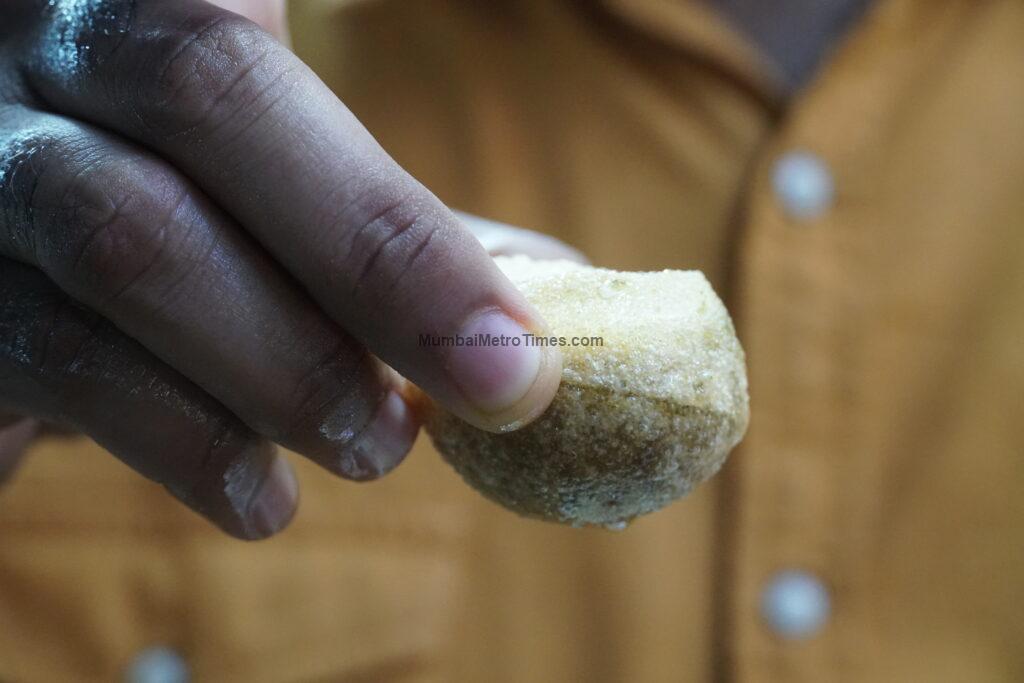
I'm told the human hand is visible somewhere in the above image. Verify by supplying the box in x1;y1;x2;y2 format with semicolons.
0;0;563;539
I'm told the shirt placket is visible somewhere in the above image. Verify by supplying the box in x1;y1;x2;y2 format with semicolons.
719;2;934;678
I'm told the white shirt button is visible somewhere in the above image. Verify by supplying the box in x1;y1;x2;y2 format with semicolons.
772;151;835;220
761;570;831;639
125;646;190;683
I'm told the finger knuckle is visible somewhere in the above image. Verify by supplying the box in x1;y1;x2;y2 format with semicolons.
1;121;207;311
338;197;452;306
138;12;288;140
64;187;155;295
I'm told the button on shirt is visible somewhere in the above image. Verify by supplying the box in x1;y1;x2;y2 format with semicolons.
761;571;831;639
125;648;189;683
772;152;835;220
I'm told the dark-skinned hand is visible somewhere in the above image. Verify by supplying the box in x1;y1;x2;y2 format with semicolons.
0;0;569;539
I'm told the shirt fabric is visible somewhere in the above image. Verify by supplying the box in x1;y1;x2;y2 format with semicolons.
0;0;1021;681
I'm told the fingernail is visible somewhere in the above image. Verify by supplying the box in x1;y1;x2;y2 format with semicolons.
338;389;418;481
449;309;545;417
249;454;299;538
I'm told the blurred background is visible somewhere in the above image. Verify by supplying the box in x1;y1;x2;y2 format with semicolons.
1;0;1022;681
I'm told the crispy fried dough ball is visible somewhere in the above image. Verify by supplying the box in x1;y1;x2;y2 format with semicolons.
425;256;749;528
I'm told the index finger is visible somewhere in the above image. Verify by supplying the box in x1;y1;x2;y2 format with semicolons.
19;0;561;431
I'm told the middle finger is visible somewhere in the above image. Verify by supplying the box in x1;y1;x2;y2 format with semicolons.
0;107;417;480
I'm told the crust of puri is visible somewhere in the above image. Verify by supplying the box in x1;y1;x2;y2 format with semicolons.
426;256;750;528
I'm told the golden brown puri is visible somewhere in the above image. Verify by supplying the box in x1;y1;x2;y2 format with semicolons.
425;256;749;528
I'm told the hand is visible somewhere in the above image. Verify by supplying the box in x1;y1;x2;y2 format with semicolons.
0;0;563;539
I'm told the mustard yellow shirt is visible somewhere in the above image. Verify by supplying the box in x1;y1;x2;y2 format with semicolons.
1;1;1022;680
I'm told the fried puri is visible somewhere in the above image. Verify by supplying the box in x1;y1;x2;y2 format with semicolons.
425;256;749;528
